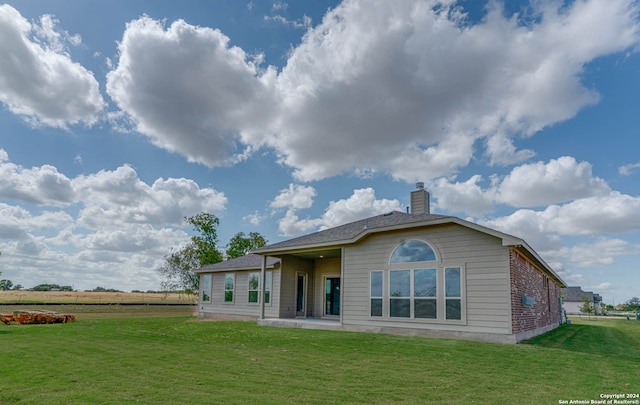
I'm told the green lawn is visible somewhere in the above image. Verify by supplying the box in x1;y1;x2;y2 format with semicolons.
1;314;638;404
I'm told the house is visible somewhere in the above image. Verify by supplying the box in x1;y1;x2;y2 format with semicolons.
562;286;603;314
195;184;566;344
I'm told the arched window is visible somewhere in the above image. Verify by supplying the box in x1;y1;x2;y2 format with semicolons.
390;239;436;263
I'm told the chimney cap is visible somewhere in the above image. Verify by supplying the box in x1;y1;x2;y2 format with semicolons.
416;182;424;189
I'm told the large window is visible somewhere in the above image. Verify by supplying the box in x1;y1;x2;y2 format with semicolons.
224;273;235;303
388;268;437;319
369;239;464;322
201;274;211;303
248;272;260;303
370;271;383;317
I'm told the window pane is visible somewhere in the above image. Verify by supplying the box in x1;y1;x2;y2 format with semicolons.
248;291;259;303
370;271;382;297
225;274;234;290
446;299;461;320
224;291;233;302
390;299;410;317
445;267;461;297
248;273;259;290
201;274;211;302
371;298;382;317
390;270;410;297
264;271;272;304
415;299;436;319
390;240;436;263
414;269;436;297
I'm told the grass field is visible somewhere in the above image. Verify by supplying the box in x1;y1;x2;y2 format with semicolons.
1;311;639;404
0;290;197;305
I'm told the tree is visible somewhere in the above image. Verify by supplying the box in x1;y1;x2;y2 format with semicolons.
622;297;640;311
580;296;594;318
0;279;13;291
158;213;223;293
226;232;268;259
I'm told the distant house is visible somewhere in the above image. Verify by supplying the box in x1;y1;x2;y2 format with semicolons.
562;287;603;314
195;184;566;344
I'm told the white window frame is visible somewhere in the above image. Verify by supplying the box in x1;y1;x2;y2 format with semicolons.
264;271;272;305
444;267;463;321
201;274;212;303
369;271;384;318
224;273;235;304
376;239;466;324
248;272;260;304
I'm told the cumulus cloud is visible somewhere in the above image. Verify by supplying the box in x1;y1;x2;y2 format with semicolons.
99;1;640;182
275;187;402;236
270;183;317;210
479;192;640;272
430;156;611;216
268;0;640;181
0;157;75;206
0;5;104;128
619;162;640;176
0;150;227;290
495;156;610;207
106;15;277;167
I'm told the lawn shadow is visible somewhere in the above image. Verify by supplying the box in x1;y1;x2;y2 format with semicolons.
523;321;640;361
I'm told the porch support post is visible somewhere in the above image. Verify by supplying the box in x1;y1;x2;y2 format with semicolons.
260;255;266;320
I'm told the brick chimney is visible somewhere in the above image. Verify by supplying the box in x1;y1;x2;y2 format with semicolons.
410;182;430;215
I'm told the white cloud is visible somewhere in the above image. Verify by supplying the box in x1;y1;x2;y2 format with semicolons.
496;156;610;207
73;165;227;229
275;187;402;236
264;14;312;29
270;183;316;210
0;151;227;291
98;1;640;182
429;156;611;215
431;175;495;217
0;5;104;128
106;15;277;167
546;237;635;268
0;155;75;206
619;162;640;176
268;0;640;181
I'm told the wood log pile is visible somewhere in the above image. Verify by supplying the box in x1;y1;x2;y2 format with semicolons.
1;310;75;325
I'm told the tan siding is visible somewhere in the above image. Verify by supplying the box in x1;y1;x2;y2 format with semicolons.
198;268;281;318
342;223;512;335
279;256;314;318
313;258;341;319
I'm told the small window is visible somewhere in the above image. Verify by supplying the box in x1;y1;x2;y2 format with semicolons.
248;272;260;303
201;274;211;303
445;267;461;320
370;271;383;317
265;271;272;304
224;273;235;303
390;240;436;263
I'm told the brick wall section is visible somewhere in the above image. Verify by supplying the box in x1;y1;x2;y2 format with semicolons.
510;249;561;334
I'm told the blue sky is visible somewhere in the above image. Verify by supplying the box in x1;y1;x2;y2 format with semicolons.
0;0;639;305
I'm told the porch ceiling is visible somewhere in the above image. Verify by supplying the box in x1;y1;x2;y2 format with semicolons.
285;247;342;260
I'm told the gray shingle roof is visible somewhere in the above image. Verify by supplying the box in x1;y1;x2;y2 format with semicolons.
194;254;280;273
253;211;452;252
